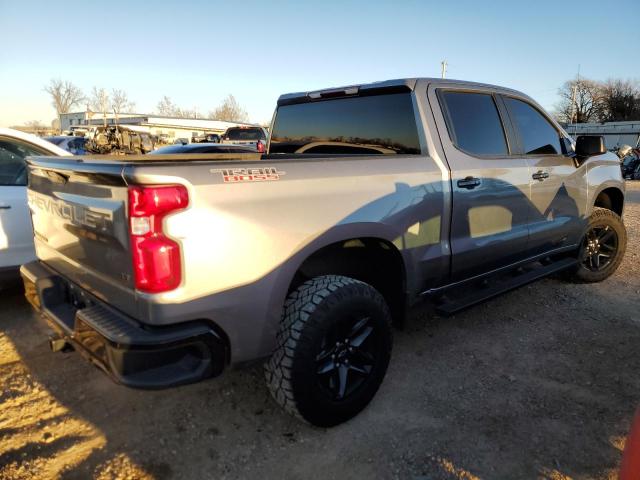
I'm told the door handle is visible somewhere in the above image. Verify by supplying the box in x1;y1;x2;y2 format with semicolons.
532;171;550;181
0;205;11;210
457;176;481;189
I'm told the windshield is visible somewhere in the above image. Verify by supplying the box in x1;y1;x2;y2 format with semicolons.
269;93;421;155
224;128;264;141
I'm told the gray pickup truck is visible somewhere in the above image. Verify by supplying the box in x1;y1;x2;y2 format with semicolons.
21;78;626;427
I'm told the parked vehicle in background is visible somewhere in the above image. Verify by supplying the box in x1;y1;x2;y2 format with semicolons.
0;128;70;284
21;78;626;427
43;135;88;155
151;143;258;155
621;150;640;179
85;125;155;154
221;126;268;152
192;133;222;144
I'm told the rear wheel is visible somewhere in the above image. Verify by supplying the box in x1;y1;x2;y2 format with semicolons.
265;275;392;427
564;207;626;283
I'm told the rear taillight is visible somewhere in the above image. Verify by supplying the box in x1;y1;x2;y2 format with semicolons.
256;140;266;153
128;185;189;293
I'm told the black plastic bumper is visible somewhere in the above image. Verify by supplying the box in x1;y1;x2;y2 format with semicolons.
20;261;227;389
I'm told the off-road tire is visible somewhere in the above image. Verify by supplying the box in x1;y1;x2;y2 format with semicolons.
265;275;392;427
564;207;626;283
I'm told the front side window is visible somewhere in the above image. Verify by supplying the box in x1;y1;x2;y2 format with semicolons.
270;93;421;155
504;97;562;155
0;139;47;186
439;91;508;156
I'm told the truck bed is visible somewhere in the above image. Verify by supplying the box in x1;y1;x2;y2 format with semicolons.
26;152;447;329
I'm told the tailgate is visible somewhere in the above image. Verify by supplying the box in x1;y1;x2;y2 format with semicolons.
26;156;135;312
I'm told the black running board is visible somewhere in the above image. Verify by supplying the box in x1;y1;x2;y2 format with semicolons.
435;257;577;316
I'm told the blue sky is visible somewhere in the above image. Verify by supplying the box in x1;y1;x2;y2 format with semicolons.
1;0;638;127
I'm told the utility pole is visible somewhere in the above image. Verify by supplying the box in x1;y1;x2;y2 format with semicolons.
441;60;448;79
569;64;581;135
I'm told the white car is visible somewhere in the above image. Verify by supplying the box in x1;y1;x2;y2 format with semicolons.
0;128;70;284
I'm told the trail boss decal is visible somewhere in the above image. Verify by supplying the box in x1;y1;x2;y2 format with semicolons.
210;167;286;183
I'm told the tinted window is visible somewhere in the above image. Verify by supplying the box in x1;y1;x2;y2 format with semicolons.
150;144;255;154
440;91;508;156
505;98;562;155
0;139;47;186
270;93;421;155
225;128;265;141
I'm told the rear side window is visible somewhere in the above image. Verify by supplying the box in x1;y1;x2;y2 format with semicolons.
269;93;421;155
504;98;562;155
439;91;508;156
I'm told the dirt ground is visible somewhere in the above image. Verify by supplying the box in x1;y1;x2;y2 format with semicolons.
2;184;640;480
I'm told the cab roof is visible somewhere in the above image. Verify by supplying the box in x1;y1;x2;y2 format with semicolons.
277;78;527;106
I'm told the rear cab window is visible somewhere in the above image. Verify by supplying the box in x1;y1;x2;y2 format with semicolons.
269;93;421;155
438;91;509;156
224;128;265;141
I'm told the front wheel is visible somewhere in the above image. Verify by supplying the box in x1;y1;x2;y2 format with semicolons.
564;207;627;283
265;275;393;427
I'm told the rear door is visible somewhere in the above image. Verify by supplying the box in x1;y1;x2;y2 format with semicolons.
429;85;531;281
501;96;587;255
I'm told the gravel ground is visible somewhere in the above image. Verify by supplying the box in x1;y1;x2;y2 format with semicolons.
2;183;640;480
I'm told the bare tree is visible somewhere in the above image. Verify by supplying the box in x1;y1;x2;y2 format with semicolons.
89;87;110;122
600;79;640;122
43;79;84;132
209;94;249;123
23;120;48;135
155;96;198;118
156;95;180;116
111;89;136;116
554;78;605;124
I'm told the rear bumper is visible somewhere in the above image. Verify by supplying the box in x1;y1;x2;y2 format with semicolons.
20;261;227;389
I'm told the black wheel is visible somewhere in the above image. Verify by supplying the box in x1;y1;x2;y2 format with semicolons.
564;207;626;283
265;275;392;427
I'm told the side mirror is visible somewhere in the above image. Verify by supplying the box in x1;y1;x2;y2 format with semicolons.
575;135;606;158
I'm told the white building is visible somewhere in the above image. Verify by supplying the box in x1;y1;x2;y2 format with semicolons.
60;111;254;142
565;121;640;149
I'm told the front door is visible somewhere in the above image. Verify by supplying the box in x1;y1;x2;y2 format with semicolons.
501;96;587;255
429;86;532;281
